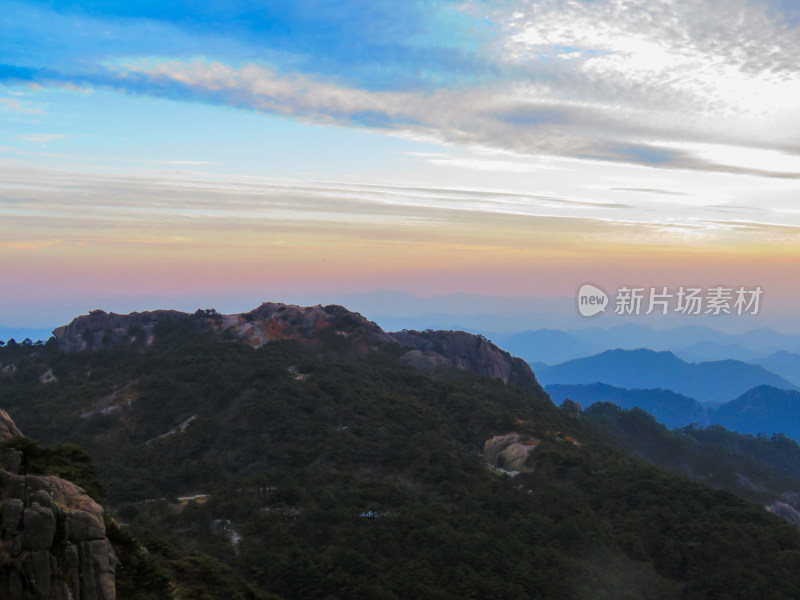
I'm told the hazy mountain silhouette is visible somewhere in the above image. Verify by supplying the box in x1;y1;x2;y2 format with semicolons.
535;349;799;403
714;385;800;440
546;382;710;428
751;351;800;386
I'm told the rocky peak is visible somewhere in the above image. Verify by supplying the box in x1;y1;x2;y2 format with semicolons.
222;302;397;348
50;303;397;352
390;329;544;394
0;412;118;600
48;304;545;395
52;309;186;352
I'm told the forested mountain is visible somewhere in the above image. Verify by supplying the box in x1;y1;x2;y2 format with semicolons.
582;403;800;521
3;304;800;599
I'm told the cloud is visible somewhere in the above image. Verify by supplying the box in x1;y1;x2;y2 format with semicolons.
611;188;687;196
2;0;800;177
17;133;67;144
157;160;219;165
100;54;800;178
0;161;797;245
0;97;43;114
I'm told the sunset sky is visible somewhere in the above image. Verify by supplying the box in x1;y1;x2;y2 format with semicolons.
2;0;800;330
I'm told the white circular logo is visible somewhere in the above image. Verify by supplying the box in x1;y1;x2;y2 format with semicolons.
577;284;608;317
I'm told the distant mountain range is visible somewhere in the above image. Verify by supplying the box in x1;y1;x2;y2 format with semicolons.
546;382;709;429
535;348;799;404
548;381;800;441
751;351;800;386
488;324;800;365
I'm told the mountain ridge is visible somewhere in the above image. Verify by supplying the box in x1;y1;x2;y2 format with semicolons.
537;348;799;403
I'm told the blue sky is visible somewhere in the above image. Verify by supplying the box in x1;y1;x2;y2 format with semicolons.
2;0;800;329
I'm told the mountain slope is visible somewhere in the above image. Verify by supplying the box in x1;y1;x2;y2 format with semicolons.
537;348;799;403
581;402;800;509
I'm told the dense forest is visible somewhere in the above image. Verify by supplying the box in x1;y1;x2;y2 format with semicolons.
3;309;800;598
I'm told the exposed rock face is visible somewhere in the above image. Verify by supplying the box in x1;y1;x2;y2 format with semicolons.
0;414;117;599
50;305;546;399
223;303;397;349
483;433;539;473
391;330;544;394
767;501;800;527
51;303;396;353
52;309;185;352
0;409;22;439
559;399;582;418
396;350;452;374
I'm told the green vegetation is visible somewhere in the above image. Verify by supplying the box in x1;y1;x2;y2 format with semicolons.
1;435;106;500
583;401;800;505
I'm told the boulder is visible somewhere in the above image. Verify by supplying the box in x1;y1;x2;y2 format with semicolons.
0;411;117;600
483;433;539;473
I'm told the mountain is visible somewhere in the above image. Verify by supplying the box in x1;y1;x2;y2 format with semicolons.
581;402;800;509
3;304;800;598
674;340;763;363
548;382;800;443
536;348;800;403
546;383;710;428
569;323;665;350
714;386;800;440
47;304;541;393
568;324;800;356
751;351;800;386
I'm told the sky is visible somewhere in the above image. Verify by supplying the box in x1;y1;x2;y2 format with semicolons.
2;0;800;331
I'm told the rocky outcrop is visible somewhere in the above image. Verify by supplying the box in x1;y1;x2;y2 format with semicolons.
0;414;117;599
391;330;544;394
559;399;582;418
767;501;800;527
51;303;396;353
0;409;22;439
223;303;397;349
52;309;185;352
396;350;452;374
483;433;539;473
50;305;547;398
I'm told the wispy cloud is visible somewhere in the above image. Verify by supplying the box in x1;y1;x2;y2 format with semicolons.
17;133;66;144
1;161;798;250
0;97;43;114
93;45;799;177
3;1;799;176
